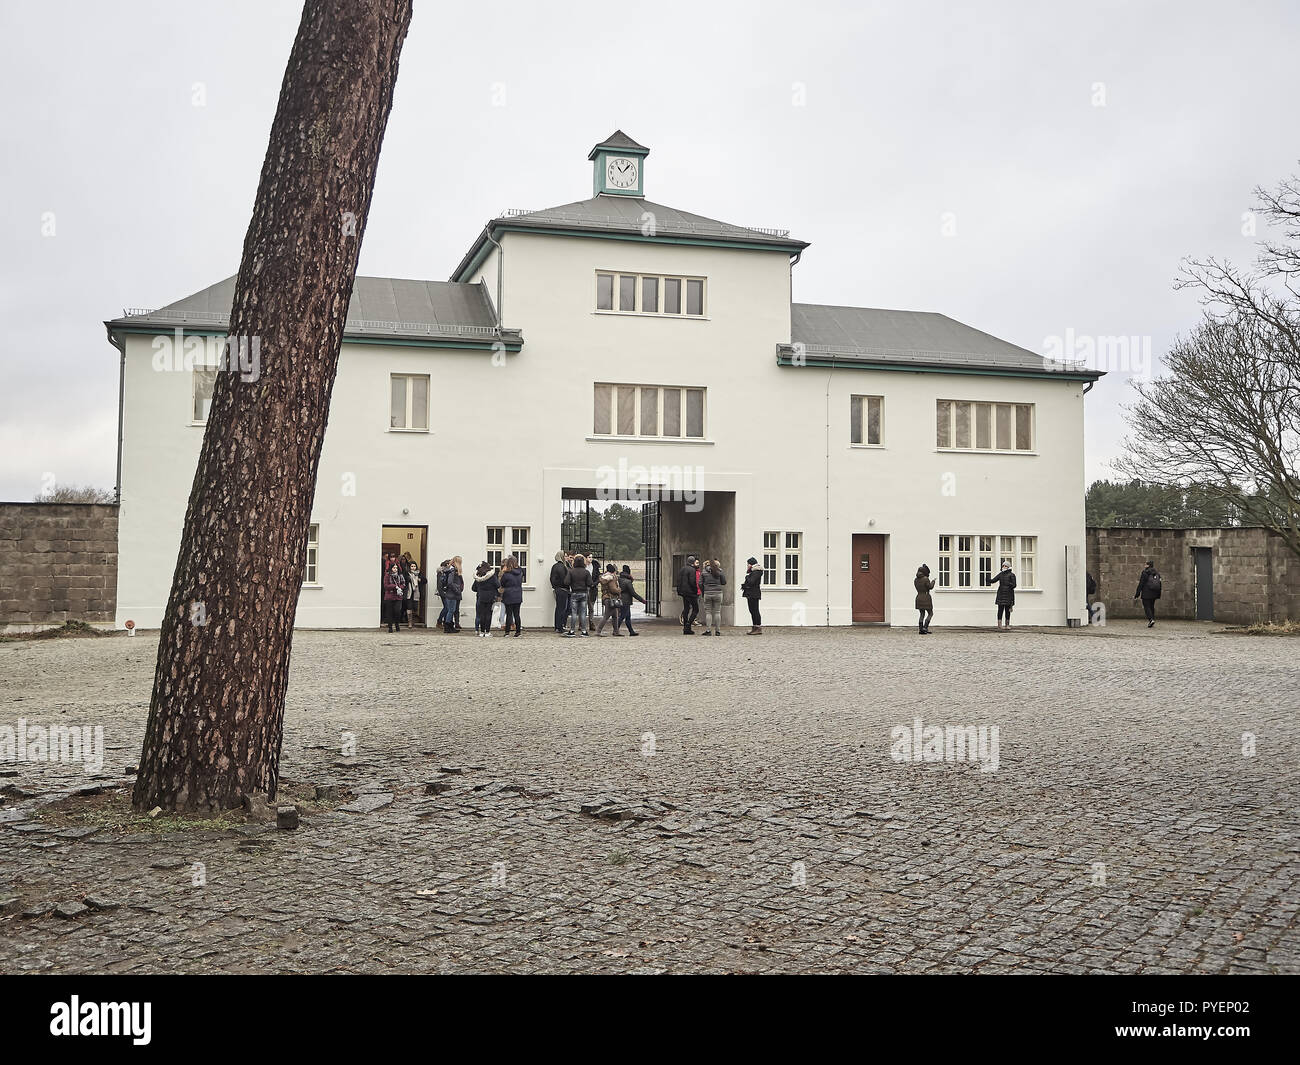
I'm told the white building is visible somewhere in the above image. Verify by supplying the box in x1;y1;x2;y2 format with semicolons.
106;131;1101;631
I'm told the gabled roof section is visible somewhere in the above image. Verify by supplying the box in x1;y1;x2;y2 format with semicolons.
107;275;522;347
782;303;1103;380
587;130;649;158
452;196;808;280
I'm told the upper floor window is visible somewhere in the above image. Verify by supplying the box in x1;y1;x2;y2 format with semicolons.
595;272;706;317
391;373;430;431
936;400;1033;452
593;384;706;439
850;395;883;446
193;366;218;424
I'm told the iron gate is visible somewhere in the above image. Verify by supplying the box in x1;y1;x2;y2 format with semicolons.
642;500;660;615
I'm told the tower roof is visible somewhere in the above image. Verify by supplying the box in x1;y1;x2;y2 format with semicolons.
587;130;649;159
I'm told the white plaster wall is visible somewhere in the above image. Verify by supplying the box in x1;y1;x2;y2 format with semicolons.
115;227;1087;630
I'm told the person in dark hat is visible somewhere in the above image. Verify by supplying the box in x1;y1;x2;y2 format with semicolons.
741;556;763;635
616;564;646;635
914;563;934;635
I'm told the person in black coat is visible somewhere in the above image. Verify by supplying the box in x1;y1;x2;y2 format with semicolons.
471;562;500;637
499;555;525;637
914;564;935;635
741;556;763;635
565;555;594;637
616;564;646;636
1135;561;1161;627
677;555;700;635
442;558;464;633
989;561;1016;628
549;551;570;633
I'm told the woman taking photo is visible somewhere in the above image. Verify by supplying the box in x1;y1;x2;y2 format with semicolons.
990;560;1017;629
914;564;934;635
741;556;763;635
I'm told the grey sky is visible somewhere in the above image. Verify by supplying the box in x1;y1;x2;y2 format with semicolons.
3;0;1298;500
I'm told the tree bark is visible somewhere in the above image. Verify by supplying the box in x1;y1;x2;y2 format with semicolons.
133;0;413;812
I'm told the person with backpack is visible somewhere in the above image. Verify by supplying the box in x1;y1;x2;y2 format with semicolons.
382;559;405;634
549;550;570;634
442;557;464;634
1135;561;1162;627
617;564;645;636
741;556;763;635
435;559;451;630
499;555;524;637
990;560;1017;629
677;555;700;635
700;559;726;636
595;563;623;636
914;564;934;635
565;554;593;637
472;561;500;637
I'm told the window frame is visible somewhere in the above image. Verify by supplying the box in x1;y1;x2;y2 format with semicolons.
850;394;884;447
935;532;1041;590
192;363;220;425
935;400;1034;454
594;271;707;318
303;523;320;586
486;524;530;585
390;373;431;433
761;530;804;587
591;383;707;440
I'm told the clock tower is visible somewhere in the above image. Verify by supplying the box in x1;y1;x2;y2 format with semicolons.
589;130;649;198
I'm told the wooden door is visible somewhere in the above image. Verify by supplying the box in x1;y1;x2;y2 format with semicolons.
852;534;886;622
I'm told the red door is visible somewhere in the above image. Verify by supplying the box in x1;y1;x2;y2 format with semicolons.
852;534;886;622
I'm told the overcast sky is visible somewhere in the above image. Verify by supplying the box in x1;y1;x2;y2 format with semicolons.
2;0;1298;500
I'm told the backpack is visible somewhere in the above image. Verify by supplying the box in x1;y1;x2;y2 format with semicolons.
601;572;620;600
436;568;449;596
1146;572;1161;594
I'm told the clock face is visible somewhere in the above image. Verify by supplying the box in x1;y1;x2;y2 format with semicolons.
606;156;639;190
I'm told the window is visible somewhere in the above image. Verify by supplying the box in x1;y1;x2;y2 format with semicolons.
304;523;319;584
592;384;706;439
850;395;883;446
391;373;430;431
193;365;218;423
936;533;1040;589
486;525;530;584
762;532;778;586
595;272;705;317
936;401;1034;452
762;530;803;586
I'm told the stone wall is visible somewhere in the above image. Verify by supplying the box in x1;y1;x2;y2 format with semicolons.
1086;526;1300;625
0;503;119;628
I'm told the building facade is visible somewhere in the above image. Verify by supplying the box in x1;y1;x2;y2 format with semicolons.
106;131;1101;630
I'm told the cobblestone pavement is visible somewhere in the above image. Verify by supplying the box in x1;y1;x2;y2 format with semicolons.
1;620;1296;974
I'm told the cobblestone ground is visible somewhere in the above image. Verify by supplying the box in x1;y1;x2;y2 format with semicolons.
1;620;1296;974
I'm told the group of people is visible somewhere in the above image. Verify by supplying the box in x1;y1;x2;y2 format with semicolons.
674;554;765;636
380;552;426;633
548;551;647;637
911;559;1163;632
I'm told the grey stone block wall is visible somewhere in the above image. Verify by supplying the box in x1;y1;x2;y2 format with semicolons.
1087;526;1298;624
0;503;119;625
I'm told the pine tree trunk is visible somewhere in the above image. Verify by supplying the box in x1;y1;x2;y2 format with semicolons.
132;0;413;813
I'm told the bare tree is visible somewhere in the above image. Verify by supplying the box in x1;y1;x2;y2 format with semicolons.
1119;169;1300;560
133;0;413;813
1117;314;1300;558
35;485;115;504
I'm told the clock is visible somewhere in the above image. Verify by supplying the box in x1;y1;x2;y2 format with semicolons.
605;156;639;190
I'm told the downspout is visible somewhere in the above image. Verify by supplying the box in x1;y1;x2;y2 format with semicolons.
825;362;833;627
106;326;126;505
484;228;504;325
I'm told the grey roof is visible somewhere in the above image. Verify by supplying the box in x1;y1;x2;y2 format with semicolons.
588;129;649;157
786;303;1103;378
109;275;520;345
453;195;807;279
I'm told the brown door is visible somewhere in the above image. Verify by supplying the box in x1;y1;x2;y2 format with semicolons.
852;534;886;622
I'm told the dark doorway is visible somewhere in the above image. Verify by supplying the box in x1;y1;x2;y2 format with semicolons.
852;533;886;622
1193;546;1214;621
